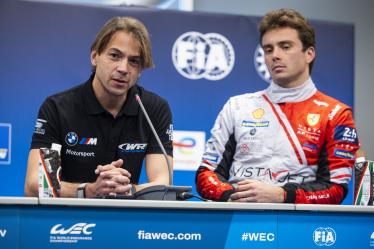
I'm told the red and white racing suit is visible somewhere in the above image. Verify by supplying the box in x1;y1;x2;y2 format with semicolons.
196;79;360;204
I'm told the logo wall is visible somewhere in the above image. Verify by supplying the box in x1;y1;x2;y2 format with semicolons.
173;130;205;170
254;44;271;83
172;32;235;80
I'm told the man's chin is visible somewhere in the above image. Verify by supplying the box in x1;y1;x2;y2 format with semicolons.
108;88;130;97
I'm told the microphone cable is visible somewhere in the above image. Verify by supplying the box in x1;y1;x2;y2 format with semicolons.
178;192;212;202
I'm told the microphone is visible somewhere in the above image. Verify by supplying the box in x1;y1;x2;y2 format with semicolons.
129;90;192;201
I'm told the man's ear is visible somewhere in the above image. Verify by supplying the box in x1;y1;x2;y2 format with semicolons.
305;46;316;64
90;51;97;66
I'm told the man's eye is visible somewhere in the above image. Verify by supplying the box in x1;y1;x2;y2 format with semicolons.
129;58;141;67
264;48;272;54
109;53;120;59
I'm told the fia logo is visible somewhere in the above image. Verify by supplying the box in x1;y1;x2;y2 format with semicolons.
50;223;96;235
254;44;271;83
313;227;336;246
172;31;235;80
370;232;374;247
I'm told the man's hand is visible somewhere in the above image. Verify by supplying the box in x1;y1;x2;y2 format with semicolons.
86;159;132;198
229;179;285;203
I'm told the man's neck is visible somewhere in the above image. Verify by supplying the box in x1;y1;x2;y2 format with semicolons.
266;77;317;103
92;78;127;118
274;72;310;88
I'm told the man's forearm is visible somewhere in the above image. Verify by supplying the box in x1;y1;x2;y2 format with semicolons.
59;181;82;198
24;182;38;197
282;182;346;204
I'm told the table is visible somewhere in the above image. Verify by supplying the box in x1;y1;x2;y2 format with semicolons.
1;197;373;249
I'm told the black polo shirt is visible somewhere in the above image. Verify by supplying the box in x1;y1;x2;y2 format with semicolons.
31;76;173;184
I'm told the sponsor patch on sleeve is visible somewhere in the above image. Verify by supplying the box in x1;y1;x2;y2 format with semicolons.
333;148;355;159
333;125;358;144
202;152;219;164
34;118;47;135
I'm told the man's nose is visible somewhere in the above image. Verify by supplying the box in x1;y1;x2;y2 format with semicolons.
116;59;129;74
272;47;281;61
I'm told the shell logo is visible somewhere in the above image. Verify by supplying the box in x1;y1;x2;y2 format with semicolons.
252;108;265;119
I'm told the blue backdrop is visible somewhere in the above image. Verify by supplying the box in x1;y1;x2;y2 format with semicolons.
2;203;374;249
0;0;354;203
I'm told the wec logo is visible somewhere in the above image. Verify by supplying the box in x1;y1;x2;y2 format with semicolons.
50;223;96;235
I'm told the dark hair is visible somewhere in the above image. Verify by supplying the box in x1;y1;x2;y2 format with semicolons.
91;16;154;69
259;8;315;72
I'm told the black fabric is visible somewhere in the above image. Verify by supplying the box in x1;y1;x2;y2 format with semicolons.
215;133;237;182
31;76;173;184
282;185;297;203
219;189;235;202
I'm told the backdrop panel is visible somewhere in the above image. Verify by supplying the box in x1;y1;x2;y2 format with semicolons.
0;0;354;203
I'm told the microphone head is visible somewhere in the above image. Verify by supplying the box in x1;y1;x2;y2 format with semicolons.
131;86;140;102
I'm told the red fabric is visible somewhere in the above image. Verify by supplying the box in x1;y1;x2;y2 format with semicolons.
294;184;345;204
196;167;234;201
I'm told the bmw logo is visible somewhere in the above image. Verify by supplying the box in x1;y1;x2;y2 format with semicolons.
65;132;78;146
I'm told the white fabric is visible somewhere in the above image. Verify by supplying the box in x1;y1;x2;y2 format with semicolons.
265;77;317;103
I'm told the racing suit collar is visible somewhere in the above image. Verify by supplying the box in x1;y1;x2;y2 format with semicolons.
265;77;317;103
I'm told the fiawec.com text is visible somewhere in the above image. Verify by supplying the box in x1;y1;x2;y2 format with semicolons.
137;230;202;241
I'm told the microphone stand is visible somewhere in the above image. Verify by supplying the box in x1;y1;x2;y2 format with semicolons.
135;94;173;185
125;93;192;201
